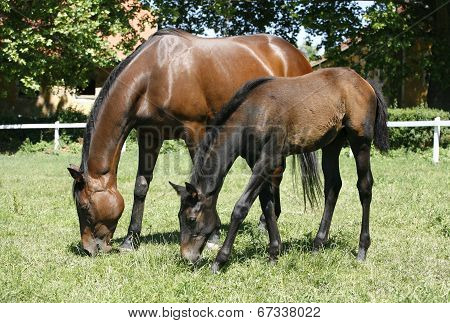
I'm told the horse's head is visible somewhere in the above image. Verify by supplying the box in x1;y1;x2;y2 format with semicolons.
68;165;124;256
170;181;221;263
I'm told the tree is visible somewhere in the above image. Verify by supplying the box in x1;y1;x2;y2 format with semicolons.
145;0;303;43
3;1;448;109
147;1;449;109
300;1;450;108
0;0;151;97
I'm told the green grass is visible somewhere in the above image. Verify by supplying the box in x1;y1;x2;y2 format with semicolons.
0;145;449;302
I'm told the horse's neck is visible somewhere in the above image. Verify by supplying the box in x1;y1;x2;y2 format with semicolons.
85;90;133;183
191;128;242;196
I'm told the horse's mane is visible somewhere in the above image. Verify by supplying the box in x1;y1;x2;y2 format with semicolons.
192;77;273;181
80;28;188;172
74;28;189;202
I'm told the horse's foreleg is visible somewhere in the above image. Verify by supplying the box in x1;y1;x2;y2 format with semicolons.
211;152;281;273
313;135;345;251
349;139;373;261
258;159;285;230
120;129;162;251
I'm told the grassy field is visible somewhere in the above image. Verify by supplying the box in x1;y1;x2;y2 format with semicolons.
0;144;449;302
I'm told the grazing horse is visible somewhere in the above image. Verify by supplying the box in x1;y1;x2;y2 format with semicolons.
67;28;313;256
170;67;389;273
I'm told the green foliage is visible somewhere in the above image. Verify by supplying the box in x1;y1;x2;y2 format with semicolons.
388;106;450;150
160;139;188;154
146;0;302;44
146;1;449;108
298;41;320;61
18;137;53;153
0;0;153;94
55;107;87;141
0;106;87;152
303;1;450;107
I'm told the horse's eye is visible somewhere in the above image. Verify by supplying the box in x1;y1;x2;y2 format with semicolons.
186;215;197;226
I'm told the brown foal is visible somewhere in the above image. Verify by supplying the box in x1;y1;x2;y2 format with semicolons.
171;68;389;272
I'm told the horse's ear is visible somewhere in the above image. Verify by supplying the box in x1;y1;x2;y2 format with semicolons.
169;181;185;196
185;182;198;199
68;164;83;183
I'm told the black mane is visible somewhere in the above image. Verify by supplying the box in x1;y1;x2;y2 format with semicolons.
80;28;188;172
74;28;189;202
192;77;273;180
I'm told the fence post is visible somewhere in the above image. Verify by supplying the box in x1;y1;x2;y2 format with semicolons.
54;121;60;152
433;117;440;164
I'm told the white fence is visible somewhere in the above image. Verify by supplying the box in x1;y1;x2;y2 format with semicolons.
1;117;449;163
0;121;126;154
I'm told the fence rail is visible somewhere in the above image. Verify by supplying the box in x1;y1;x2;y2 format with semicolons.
1;117;449;163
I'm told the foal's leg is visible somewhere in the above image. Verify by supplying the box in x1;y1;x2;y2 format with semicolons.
258;159;285;230
211;154;281;273
259;183;282;263
349;138;373;261
120;129;162;251
313;134;346;251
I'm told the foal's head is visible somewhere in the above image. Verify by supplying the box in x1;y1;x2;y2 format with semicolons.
68;165;124;256
170;182;220;263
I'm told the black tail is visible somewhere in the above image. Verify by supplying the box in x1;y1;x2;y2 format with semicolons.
292;152;322;208
367;79;389;152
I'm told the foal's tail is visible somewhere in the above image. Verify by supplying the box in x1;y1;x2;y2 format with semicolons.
292;152;322;208
367;79;389;152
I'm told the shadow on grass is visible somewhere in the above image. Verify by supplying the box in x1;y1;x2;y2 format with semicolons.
216;227;357;272
67;222;354;264
67;242;121;256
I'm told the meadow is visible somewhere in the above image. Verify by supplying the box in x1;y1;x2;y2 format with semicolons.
0;144;449;302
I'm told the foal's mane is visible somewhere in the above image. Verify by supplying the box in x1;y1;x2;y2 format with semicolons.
192;77;273;180
80;28;188;173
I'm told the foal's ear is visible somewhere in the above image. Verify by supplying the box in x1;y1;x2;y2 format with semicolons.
169;181;185;196
185;182;198;199
67;164;83;183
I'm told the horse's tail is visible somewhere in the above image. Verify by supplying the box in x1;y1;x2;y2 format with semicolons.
292;152;322;208
367;79;389;152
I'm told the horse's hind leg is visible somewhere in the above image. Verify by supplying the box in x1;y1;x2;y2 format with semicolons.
120;128;162;251
349;137;373;261
313;133;346;251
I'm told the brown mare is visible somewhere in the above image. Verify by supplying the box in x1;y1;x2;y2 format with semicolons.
170;68;389;273
67;28;312;256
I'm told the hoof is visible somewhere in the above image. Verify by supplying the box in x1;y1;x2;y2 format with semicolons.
211;262;221;274
119;235;137;252
269;257;278;265
312;243;321;253
356;249;367;261
312;237;326;253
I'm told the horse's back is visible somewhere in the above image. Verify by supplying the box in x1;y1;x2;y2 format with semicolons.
240;68;377;151
130;30;311;122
